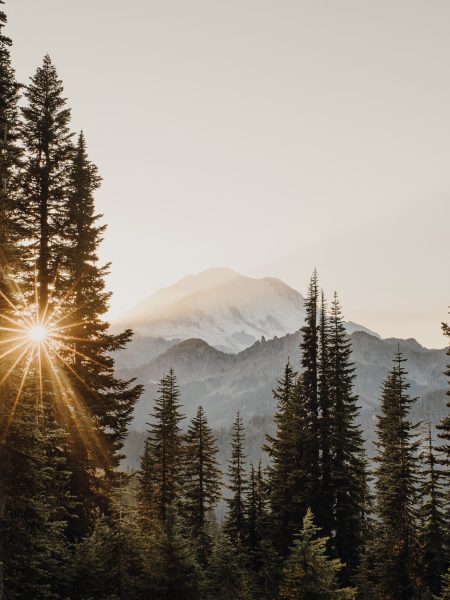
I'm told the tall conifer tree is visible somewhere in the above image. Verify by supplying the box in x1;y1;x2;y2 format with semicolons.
265;361;314;556
329;292;367;578
140;369;184;523
0;3;21;594
183;405;221;564
373;352;420;600
61;132;142;536
299;270;320;514
225;412;247;542
279;509;356;600
418;420;446;595
19;55;73;314
317;290;334;538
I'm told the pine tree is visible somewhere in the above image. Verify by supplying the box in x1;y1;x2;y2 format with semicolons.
418;420;446;596
245;462;280;600
437;319;450;550
71;476;154;600
279;509;356;600
153;507;203;600
299;270;320;515
438;320;450;461
140;369;184;523
205;532;251;600
373;352;420;600
317;290;334;538
183;405;222;564
19;55;73;315
0;3;22;595
2;379;72;600
265;361;313;556
224;411;247;543
329;293;367;578
59;131;142;537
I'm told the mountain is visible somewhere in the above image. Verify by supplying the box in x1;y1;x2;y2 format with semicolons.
118;330;448;451
114;267;378;353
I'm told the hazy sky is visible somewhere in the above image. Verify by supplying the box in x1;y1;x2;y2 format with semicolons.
7;0;450;348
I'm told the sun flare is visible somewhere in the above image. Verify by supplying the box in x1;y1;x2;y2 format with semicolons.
28;324;48;343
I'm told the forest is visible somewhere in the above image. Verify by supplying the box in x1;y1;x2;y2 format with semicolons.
1;2;450;599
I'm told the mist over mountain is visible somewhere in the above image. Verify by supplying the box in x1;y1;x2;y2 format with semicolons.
117;330;447;452
114;267;379;353
113;267;447;466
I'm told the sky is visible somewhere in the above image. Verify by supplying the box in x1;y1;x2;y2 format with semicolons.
6;0;450;348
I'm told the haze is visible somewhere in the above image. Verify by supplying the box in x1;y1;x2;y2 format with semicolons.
8;0;450;348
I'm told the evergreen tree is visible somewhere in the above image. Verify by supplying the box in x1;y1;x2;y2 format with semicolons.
19;55;73;314
317;290;334;539
183;405;222;564
140;369;184;523
329;293;367;578
265;361;298;553
299;270;320;514
224;411;247;542
60;131;142;537
205;532;251;600
418;420;446;596
437;319;450;548
265;361;313;556
279;509;356;600
72;478;154;600
152;508;202;600
0;3;22;595
0;0;21;284
373;352;420;600
438;320;450;462
2;380;72;600
245;462;280;599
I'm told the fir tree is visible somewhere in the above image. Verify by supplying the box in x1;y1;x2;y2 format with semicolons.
19;55;73;314
437;319;450;548
0;3;21;595
279;509;356;600
264;361;298;553
317;290;334;538
329;293;367;578
183;405;222;564
205;532;251;600
373;352;420;600
299;270;320;515
438;320;450;461
245;462;280;599
140;369;184;523
418;420;446;596
265;361;313;556
60;131;142;537
224;411;247;543
2;380;72;600
153;507;203;600
71;476;154;600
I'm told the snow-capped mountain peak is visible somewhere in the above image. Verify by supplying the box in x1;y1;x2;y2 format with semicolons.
114;268;306;353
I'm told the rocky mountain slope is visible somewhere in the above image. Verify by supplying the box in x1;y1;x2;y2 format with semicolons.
118;330;448;449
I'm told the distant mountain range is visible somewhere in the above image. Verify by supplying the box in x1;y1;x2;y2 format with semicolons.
114;268;378;353
113;268;448;458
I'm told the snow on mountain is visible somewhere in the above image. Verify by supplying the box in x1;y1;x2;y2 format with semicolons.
114;268;306;352
114;268;377;353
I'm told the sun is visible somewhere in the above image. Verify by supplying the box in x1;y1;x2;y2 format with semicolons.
27;324;49;343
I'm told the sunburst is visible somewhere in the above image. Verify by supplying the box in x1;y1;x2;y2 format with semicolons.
0;280;110;467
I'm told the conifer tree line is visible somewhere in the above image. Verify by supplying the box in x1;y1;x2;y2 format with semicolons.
0;3;450;598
